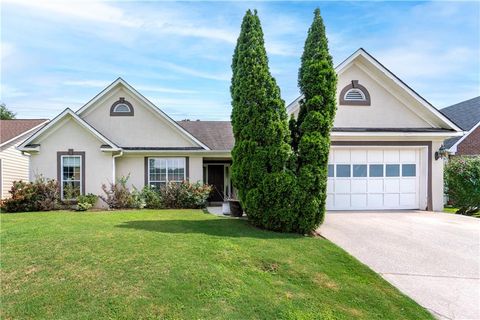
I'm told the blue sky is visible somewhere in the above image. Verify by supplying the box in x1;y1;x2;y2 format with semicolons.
1;1;479;120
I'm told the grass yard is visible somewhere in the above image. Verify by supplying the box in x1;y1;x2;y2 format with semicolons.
1;210;433;319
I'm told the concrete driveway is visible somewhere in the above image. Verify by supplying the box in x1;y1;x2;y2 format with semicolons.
318;211;480;320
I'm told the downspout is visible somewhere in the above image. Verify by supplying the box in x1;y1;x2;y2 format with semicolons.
112;150;123;183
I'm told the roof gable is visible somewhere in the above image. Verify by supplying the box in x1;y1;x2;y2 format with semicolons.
76;78;210;150
18;109;119;151
287;48;462;132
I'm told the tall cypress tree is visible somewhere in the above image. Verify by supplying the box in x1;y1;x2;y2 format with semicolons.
295;8;337;232
230;10;297;231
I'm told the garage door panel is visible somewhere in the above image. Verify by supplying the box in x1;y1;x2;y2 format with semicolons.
400;193;416;206
336;180;350;193
368;150;383;163
351;180;367;193
368;194;383;207
327;180;334;193
368;179;383;193
335;150;350;163
384;194;400;207
400;150;416;162
351;194;367;207
327;194;334;208
384;179;400;193
400;179;416;193
335;194;350;207
384;150;400;163
351;150;367;163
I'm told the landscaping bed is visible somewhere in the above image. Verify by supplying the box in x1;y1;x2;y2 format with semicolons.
1;210;433;319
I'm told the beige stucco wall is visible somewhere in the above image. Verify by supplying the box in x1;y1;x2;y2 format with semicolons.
115;154;204;190
81;86;198;148
29;116;113;198
0;141;30;199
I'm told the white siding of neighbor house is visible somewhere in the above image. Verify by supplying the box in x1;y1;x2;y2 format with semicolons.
81;86;200;148
0;141;30;199
29;115;113;199
115;154;204;191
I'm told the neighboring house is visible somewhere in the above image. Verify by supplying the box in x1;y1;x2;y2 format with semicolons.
0;119;48;198
19;48;461;211
441;96;480;156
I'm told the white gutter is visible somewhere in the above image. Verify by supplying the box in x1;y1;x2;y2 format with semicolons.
331;131;463;137
112;150;123;183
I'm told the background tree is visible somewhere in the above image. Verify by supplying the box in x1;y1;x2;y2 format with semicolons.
230;10;298;231
293;8;337;233
0;103;16;120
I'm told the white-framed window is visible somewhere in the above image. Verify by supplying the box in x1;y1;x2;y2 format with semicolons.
61;155;82;200
148;157;186;189
113;103;131;113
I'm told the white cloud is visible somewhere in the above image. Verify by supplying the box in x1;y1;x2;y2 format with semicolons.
160;62;230;81
64;80;111;88
0;84;28;99
3;0;141;27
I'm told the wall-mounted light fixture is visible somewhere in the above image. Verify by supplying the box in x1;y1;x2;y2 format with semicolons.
435;145;448;160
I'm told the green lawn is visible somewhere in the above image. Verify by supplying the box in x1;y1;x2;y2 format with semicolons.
1;210;433;319
443;207;458;214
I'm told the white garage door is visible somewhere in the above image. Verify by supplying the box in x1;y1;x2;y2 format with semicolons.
327;148;420;210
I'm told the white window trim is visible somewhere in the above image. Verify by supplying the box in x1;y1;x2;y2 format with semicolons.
148;157;186;188
113;103;131;113
60;155;83;200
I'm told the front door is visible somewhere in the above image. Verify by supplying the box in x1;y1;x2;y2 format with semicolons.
207;165;225;202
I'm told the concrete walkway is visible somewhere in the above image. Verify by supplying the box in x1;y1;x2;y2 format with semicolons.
318;211;480;320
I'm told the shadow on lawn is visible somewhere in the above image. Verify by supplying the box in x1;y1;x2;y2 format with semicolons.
115;218;300;239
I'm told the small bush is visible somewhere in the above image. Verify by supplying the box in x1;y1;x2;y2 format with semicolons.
1;177;60;213
445;156;480;215
139;181;212;209
75;193;98;211
100;175;135;209
131;188;146;209
141;186;164;209
160;181;212;209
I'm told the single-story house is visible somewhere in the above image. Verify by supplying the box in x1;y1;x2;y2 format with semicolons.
18;48;462;211
0;119;48;198
441;96;480;156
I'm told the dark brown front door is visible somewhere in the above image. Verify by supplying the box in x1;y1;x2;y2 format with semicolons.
207;165;224;201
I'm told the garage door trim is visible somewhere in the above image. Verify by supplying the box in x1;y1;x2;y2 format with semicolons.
331;141;432;210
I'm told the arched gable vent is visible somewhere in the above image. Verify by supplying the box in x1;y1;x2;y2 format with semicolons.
339;80;371;106
110;97;134;116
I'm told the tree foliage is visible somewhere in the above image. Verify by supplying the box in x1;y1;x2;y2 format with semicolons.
0;103;16;120
230;10;298;232
292;8;337;232
445;156;480;215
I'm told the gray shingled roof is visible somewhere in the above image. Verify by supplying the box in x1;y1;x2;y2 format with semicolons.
441;96;480;131
178;121;234;151
440;96;480;149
